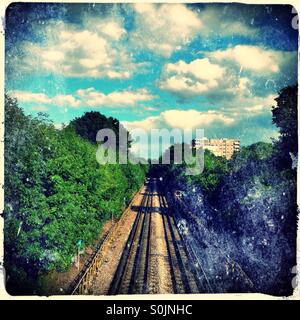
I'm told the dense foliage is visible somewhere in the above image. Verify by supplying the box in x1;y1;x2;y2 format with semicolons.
189;150;229;193
272;85;298;168
154;85;298;295
69;111;131;153
4;95;147;294
152;146;230;194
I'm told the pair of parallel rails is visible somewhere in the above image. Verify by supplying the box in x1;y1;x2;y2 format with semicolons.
70;178;213;295
108;178;207;294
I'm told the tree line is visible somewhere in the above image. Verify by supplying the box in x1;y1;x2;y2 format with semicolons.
4;95;148;294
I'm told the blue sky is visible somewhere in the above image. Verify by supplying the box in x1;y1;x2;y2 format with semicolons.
5;3;298;156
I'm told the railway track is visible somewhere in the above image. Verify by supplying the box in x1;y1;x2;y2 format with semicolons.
108;178;204;295
70;177;213;295
108;179;153;294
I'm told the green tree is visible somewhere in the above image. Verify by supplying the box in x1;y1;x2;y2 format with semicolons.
69;111;131;153
191;150;229;193
272;85;298;168
230;142;273;172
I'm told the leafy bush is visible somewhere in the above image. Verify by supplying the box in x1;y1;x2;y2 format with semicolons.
190;150;229;193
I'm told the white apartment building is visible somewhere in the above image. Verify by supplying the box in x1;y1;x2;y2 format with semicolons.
193;138;240;160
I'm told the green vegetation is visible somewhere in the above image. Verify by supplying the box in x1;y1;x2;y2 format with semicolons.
231;142;273;166
69;111;131;153
4;94;147;294
188;150;230;193
272;85;298;168
153;145;231;193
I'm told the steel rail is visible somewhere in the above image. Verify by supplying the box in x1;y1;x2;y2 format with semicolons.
108;183;150;294
128;181;153;294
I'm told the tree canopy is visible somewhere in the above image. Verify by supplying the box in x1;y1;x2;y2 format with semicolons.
69;111;131;153
272;85;298;168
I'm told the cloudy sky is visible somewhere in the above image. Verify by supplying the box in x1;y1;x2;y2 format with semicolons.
5;3;298;157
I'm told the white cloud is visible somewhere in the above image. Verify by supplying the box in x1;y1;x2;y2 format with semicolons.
93;20;126;40
237;94;277;114
76;87;155;107
12;91;51;104
162;109;234;128
159;44;296;115
165;58;225;81
123;109;234;132
159;58;225;95
131;3;202;57
207;45;294;73
123;116;159;132
41;50;65;62
11;88;155;108
18;18;134;79
129;4;259;58
198;7;258;38
8;4;263;80
53;94;81;108
12;90;81;108
106;71;130;79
